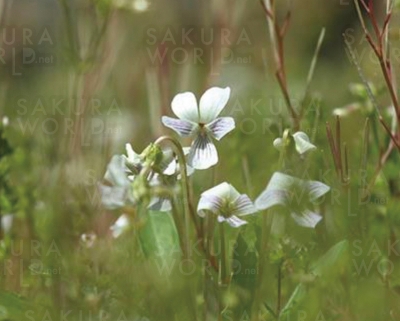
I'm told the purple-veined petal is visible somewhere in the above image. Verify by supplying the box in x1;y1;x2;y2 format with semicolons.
206;117;235;140
161;116;197;137
171;91;199;122
291;210;322;228
188;133;218;170
218;215;248;228
197;194;224;217
255;172;298;210
255;189;288;210
232;194;257;216
305;180;330;201
199;87;231;123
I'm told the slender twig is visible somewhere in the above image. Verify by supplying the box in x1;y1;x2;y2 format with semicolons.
260;0;299;129
299;28;326;119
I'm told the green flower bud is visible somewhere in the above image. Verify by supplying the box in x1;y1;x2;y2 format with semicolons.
141;143;164;169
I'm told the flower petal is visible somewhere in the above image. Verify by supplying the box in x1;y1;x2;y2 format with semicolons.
148;197;172;212
171;91;199;122
188;134;218;170
305;180;330;201
197;194;224;217
1;214;13;234
218;215;248;228
124;143;142;174
161;116;197;137
199;87;231;123
291;210;322;228
255;172;294;210
292;132;317;155
104;155;130;187
273;137;284;151
232;194;257;216
206;117;235;140
201;182;235;199
99;184;128;209
110;214;130;238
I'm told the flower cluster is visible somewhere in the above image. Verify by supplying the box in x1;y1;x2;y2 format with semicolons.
99;86;330;238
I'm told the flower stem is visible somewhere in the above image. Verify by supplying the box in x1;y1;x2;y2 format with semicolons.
154;136;192;259
219;222;227;285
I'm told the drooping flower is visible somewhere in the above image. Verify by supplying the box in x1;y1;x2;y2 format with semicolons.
255;172;330;228
100;143;193;213
197;182;257;228
100;155;134;210
273;131;316;155
161;87;235;170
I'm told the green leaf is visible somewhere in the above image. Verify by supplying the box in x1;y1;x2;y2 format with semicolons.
138;210;181;262
311;240;349;276
280;240;349;317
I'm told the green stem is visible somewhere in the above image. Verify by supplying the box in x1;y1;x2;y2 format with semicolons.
154;136;194;259
277;260;283;317
219;222;227;285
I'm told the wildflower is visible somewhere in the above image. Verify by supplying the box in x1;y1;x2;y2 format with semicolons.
273;131;316;155
255;172;330;228
110;214;130;238
197;182;257;227
1;116;9;127
1;214;13;234
162;87;235;170
100;155;134;210
80;232;97;248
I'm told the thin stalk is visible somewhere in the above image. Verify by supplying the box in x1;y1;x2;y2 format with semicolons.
219;223;227;285
276;260;283;316
154;136;192;259
299;28;326;120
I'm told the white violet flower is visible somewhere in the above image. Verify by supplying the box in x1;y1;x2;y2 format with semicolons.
197;182;257;228
273;131;317;155
161;87;235;170
255;172;330;228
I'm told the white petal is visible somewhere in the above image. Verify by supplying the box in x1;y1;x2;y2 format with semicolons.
1;214;13;233
125;143;140;163
199;87;231;123
171;91;199;122
232;195;257;216
110;214;130;238
197;194;224;217
306;180;330;201
219;215;248;228
188;134;218;170
161;116;197;137
206;117;235;140
99;184;128;209
255;172;294;210
273;138;284;150
104;155;130;187
291;210;322;228
201;182;235;199
148;197;172;212
293;132;317;155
